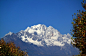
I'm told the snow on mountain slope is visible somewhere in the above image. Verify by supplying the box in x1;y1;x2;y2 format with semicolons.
16;24;72;47
5;32;13;36
2;24;80;56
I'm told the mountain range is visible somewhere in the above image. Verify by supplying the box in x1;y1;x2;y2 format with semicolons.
2;24;80;56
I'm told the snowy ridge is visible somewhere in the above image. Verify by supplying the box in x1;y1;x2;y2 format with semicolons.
5;32;13;36
18;24;72;46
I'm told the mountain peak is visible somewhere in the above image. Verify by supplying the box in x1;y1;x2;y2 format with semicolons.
5;32;13;36
4;24;72;47
34;24;42;27
31;24;46;28
25;24;47;32
17;24;72;47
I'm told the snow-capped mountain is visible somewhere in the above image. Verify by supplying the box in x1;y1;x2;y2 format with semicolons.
2;24;80;56
16;24;72;46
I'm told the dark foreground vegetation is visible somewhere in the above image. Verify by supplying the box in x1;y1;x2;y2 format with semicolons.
71;0;86;56
0;38;28;56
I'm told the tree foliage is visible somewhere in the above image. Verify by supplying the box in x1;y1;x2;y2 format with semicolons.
0;38;29;56
71;0;86;56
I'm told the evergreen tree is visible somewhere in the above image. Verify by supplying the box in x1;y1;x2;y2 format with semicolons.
71;0;86;56
0;38;29;56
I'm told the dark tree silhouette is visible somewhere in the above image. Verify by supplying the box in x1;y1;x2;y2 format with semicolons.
0;38;29;56
71;0;86;56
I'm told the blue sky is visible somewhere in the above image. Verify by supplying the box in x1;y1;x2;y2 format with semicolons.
0;0;85;38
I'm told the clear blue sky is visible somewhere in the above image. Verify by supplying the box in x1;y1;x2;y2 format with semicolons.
0;0;85;38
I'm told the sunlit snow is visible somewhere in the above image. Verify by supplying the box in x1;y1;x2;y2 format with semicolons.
19;24;72;47
21;36;43;46
5;32;13;36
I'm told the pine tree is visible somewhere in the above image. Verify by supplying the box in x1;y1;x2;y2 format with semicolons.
71;0;86;56
0;38;29;56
